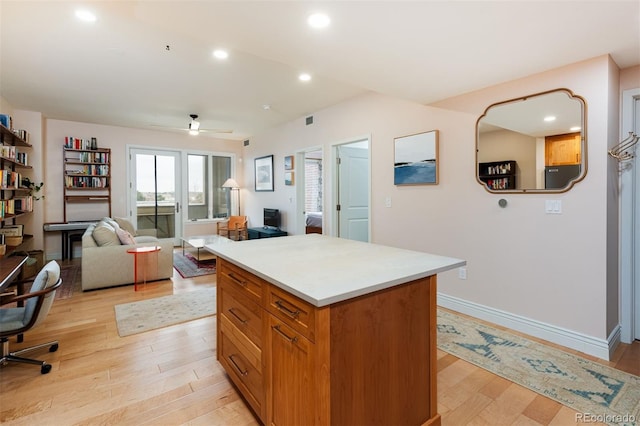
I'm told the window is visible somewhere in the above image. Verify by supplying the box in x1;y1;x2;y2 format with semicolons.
187;154;231;220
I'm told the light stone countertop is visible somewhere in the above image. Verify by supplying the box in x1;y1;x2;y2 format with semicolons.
205;234;466;307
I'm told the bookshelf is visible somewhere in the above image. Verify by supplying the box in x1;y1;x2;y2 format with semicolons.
63;138;111;222
0;123;34;254
478;160;517;190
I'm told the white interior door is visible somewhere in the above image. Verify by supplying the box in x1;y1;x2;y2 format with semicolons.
634;97;640;340
620;88;640;343
129;148;182;244
336;141;369;242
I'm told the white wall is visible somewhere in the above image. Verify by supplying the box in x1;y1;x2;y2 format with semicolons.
43;119;243;257
242;55;618;359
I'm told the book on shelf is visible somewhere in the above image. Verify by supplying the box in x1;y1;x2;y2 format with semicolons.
0;224;24;237
1;170;21;188
16;151;28;165
65;175;109;188
1;145;16;160
0;114;12;129
12;129;29;142
13;195;33;212
64;136;99;150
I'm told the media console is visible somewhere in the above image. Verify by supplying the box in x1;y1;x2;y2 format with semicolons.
247;227;287;239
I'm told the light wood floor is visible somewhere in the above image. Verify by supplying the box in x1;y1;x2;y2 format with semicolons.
1;255;638;425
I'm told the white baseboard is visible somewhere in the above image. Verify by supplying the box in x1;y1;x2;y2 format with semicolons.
437;293;614;361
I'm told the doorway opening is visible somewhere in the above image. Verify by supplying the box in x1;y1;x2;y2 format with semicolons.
296;148;324;235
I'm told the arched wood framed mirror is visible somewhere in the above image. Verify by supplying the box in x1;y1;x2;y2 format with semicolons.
476;88;587;193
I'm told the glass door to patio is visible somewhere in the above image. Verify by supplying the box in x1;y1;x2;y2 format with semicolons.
129;148;182;243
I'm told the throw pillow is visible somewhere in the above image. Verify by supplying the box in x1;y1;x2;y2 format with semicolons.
116;228;135;245
115;217;136;236
92;222;120;247
102;217;120;230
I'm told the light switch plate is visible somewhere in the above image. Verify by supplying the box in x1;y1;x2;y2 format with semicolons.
545;200;562;214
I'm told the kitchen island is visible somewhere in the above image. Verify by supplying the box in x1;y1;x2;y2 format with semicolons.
206;234;465;426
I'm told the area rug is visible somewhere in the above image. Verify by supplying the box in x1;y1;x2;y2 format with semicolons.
114;287;216;337
437;309;640;425
56;264;80;300
173;251;216;278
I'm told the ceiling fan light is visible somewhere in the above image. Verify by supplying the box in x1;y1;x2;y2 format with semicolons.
189;119;201;131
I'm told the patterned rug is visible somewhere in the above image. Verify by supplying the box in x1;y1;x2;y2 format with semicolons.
437;309;640;425
173;251;216;278
114;287;216;337
56;264;80;300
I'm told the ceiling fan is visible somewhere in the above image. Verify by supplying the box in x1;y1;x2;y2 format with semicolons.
186;114;233;135
152;114;233;135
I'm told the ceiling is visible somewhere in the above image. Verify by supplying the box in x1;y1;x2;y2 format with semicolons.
1;1;639;142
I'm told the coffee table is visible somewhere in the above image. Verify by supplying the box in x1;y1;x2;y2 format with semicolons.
182;235;233;265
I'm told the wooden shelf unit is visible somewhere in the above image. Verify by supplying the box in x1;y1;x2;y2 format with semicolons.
0;123;34;256
63;146;111;222
478;160;517;190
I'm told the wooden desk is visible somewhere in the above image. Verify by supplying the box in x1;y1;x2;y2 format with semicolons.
0;255;28;293
43;221;97;260
1;255;29;343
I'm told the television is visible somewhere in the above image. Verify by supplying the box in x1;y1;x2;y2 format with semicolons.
263;208;281;229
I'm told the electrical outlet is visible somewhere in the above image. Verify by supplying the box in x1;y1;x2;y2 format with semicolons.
458;267;467;280
384;197;392;208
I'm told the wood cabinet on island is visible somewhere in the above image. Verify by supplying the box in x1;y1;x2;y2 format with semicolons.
206;234;465;426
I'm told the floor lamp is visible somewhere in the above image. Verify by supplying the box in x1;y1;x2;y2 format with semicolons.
222;178;240;216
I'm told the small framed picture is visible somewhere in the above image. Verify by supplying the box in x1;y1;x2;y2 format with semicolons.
394;130;439;185
284;155;294;170
255;155;274;191
285;171;294;186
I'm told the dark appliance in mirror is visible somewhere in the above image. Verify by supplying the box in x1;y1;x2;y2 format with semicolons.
545;165;581;189
263;208;281;229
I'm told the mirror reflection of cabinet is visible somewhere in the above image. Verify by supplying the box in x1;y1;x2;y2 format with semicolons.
545;132;581;166
476;89;587;193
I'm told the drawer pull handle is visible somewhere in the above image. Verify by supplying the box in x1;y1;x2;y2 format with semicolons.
228;308;248;324
228;272;247;287
228;354;248;376
272;325;298;343
274;300;300;319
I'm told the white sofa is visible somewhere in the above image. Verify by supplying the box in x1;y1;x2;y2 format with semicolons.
81;218;174;291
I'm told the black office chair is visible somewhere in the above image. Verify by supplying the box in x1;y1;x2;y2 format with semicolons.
0;260;62;374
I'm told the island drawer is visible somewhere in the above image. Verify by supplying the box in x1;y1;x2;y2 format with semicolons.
219;327;263;418
220;281;263;349
266;284;316;342
218;259;263;303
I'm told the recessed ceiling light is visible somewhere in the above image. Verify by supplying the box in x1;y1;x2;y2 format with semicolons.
544;116;556;122
213;49;229;60
308;13;330;29
570;126;581;132
75;9;97;22
299;73;312;82
262;104;271;110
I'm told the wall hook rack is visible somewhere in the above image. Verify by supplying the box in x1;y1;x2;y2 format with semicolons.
608;131;638;162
